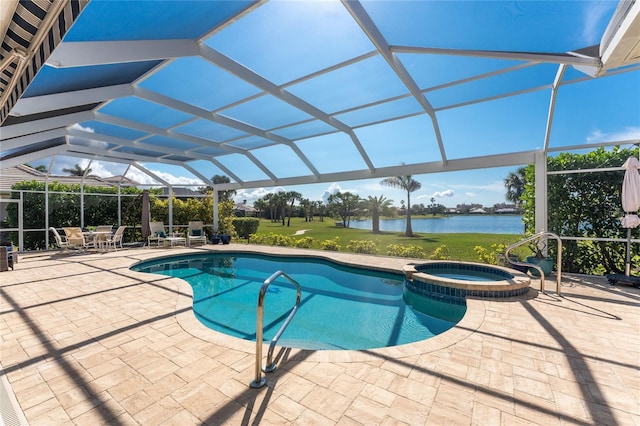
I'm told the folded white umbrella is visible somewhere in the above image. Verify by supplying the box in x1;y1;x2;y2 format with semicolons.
620;156;640;275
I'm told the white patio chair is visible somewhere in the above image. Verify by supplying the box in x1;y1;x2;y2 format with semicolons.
50;227;69;250
104;226;126;251
187;221;207;246
148;221;169;246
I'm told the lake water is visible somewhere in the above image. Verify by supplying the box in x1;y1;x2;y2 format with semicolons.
349;215;524;234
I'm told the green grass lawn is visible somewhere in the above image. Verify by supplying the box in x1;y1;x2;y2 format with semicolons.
246;217;525;262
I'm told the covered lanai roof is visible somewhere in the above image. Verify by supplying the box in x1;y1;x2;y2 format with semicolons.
1;0;639;190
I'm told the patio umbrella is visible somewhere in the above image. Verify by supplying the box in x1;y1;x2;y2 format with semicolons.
142;190;151;244
620;156;640;276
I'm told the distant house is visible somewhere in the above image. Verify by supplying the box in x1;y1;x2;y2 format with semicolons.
162;187;201;200
234;202;256;217
469;207;487;214
495;207;519;214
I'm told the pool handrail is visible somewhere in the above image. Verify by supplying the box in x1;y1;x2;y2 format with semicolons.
250;270;302;388
505;231;562;295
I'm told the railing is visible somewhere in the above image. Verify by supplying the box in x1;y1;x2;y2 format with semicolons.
505;231;563;295
250;270;301;388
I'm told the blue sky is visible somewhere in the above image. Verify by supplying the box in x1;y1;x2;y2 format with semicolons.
27;0;640;209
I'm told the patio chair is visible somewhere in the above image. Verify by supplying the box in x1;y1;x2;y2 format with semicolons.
50;227;70;250
94;225;113;250
104;226;126;251
187;221;207;246
63;227;93;251
148;221;169;246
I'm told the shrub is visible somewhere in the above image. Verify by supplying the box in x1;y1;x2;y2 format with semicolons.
321;237;341;251
248;232;295;247
294;236;314;248
430;245;451;260
474;243;507;265
346;240;377;254
386;244;426;258
233;217;260;239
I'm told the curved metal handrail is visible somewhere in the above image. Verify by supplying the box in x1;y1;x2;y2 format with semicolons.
505;231;563;295
250;270;301;388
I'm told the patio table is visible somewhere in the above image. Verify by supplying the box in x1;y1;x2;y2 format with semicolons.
83;231;112;250
162;233;186;247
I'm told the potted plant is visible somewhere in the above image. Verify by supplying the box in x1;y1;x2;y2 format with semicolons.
526;240;554;277
220;233;231;244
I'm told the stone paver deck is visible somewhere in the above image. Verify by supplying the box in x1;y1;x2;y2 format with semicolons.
1;244;638;425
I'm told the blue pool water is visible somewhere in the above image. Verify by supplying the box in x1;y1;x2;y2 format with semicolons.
132;253;466;350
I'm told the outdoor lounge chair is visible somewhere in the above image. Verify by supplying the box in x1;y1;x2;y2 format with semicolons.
148;221;170;246
187;221;207;246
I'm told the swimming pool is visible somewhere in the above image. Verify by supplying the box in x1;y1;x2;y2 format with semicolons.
132;253;466;350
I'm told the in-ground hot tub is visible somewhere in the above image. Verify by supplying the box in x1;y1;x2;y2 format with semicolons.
404;261;531;301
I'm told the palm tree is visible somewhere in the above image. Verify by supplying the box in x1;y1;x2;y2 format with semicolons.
504;167;527;208
253;199;266;219
25;163;47;173
211;175;236;202
381;175;422;237
62;164;92;176
362;195;393;233
271;192;287;225
285;191;302;226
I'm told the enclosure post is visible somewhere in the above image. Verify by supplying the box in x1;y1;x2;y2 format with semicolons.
18;191;24;252
117;185;122;226
534;151;548;236
213;189;219;233
45;178;49;248
168;186;173;233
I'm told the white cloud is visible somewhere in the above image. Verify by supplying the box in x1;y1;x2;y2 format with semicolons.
234;187;283;204
151;170;203;186
124;168;160;185
465;192;476;198
581;1;613;45
586;127;640;144
432;189;455;198
69;123;95;133
321;183;357;204
121;168;203;186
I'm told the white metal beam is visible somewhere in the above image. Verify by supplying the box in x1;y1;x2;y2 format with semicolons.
1;111;93;139
390;45;602;68
341;0;448;166
198;44;376;173
133;86;321;178
0;144;70;169
1;128;66;150
10;84;132;116
67;127;214;162
542;65;567;152
46;39;199;68
213;150;539;191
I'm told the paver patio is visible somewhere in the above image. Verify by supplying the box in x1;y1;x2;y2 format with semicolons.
1;245;638;425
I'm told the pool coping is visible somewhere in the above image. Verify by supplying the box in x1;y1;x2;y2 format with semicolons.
130;244;491;363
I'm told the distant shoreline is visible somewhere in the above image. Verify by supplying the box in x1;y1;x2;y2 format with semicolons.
378;213;523;220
